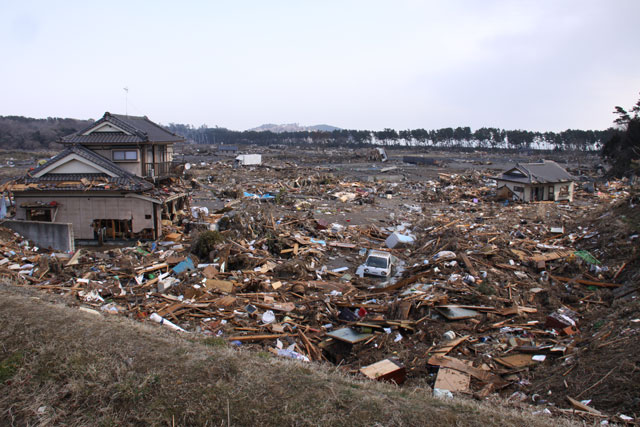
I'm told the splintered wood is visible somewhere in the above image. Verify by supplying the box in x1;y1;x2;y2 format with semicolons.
2;161;633;418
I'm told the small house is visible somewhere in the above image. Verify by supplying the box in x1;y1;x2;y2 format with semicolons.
495;160;574;202
218;145;238;155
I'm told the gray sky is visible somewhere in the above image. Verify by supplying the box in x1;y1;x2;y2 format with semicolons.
1;0;639;132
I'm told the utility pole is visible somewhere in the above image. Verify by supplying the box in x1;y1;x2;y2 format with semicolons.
123;87;129;116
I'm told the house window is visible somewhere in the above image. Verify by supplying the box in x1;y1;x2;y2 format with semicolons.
26;208;52;222
112;150;138;161
513;186;524;192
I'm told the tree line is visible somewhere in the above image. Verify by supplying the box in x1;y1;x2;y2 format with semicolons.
0;114;615;152
0;116;92;150
168;123;614;152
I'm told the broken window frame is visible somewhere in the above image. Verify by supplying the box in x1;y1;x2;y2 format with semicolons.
92;219;133;241
26;207;53;222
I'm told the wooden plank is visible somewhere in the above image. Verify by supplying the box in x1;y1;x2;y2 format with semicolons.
550;275;621;288
566;396;603;416
204;279;234;293
494;353;535;368
527;250;573;263
225;334;288;342
253;302;295;312
66;249;82;266
459;253;478;277
328;242;357;249
432;335;470;357
298;330;322;361
434;367;470;392
360;359;406;384
428;356;505;385
135;263;169;274
371;271;431;294
495;306;537;316
156;303;185;317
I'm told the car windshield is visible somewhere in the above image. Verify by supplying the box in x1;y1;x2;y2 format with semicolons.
366;256;388;268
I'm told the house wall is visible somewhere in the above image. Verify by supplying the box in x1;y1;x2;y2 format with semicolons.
87;144;173;178
553;182;574;202
496;180;574;202
497;180;530;201
113;160;141;176
48;159;105;174
91;148;142;176
13;193;156;240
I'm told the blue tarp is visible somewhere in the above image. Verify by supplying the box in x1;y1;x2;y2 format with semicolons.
310;238;326;246
243;191;275;200
172;257;195;274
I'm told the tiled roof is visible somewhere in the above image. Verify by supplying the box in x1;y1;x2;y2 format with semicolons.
61;112;185;145
62;133;145;144
497;160;573;184
14;145;153;192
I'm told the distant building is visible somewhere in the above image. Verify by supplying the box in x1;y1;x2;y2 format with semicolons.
235;154;262;166
495;160;575;202
9;112;188;243
217;145;238;154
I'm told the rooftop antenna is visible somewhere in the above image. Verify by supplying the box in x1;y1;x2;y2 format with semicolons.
123;87;129;116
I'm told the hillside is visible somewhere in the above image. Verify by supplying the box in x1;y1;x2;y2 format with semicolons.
249;123;341;133
0;284;576;426
0;114;613;151
0;116;92;150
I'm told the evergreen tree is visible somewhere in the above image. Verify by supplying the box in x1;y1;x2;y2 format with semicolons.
602;94;640;177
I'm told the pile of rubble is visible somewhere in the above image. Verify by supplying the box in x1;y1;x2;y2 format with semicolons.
1;163;638;422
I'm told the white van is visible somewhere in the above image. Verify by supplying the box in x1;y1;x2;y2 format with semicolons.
362;250;394;277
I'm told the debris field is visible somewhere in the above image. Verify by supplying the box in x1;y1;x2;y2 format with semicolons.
1;156;638;423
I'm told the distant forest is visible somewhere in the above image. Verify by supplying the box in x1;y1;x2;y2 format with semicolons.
0;116;93;150
169;124;614;151
0;115;615;152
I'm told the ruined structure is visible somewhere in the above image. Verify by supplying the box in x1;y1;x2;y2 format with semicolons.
495;160;575;202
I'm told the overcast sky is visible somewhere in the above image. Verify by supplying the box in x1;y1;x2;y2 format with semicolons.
1;1;639;132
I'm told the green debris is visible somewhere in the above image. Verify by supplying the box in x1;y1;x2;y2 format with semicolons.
573;250;601;265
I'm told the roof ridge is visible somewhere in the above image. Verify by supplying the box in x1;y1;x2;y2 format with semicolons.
19;145;153;191
60;111;185;144
135;114;182;139
104;114;148;139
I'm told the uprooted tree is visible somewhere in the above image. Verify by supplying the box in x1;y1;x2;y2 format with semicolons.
601;93;640;177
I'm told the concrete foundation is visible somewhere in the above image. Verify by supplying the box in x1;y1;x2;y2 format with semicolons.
13;193;158;240
3;220;75;252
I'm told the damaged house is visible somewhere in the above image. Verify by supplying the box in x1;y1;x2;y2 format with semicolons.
9;112;188;243
495;160;575;202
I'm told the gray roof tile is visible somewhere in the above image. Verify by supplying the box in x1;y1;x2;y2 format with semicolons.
497;160;573;184
17;145;153;192
61;112;185;145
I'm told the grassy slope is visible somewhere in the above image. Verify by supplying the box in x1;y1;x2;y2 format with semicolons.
0;286;575;426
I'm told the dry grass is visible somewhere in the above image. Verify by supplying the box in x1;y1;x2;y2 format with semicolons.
0;285;577;426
